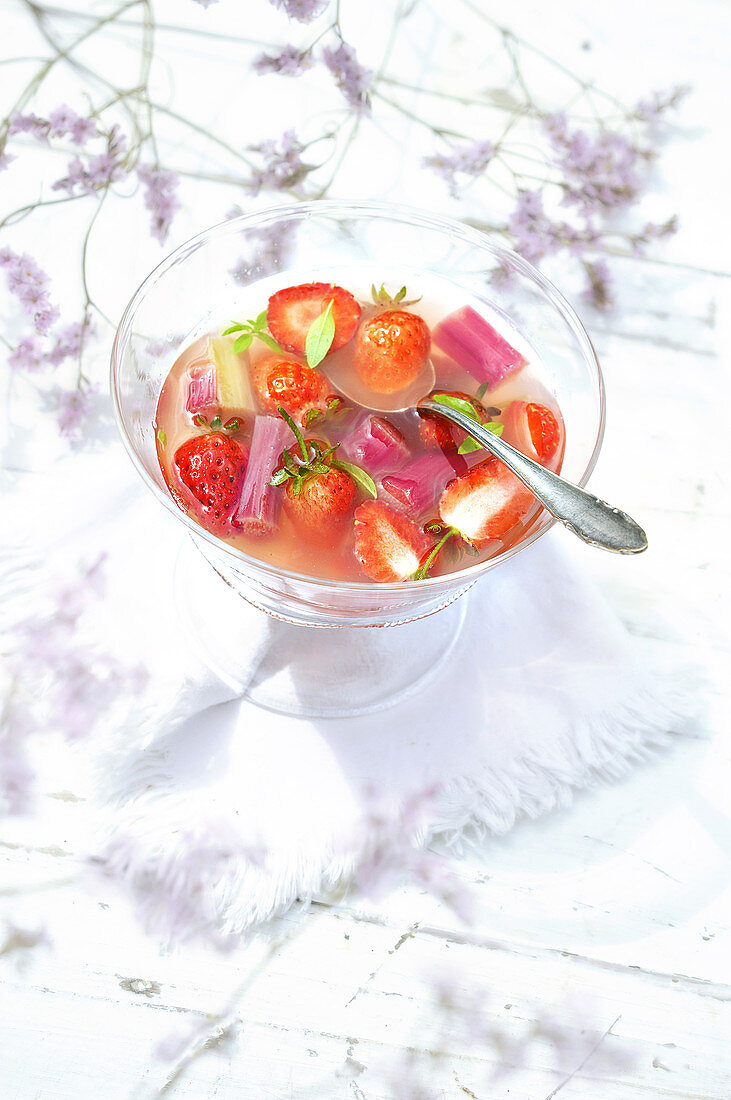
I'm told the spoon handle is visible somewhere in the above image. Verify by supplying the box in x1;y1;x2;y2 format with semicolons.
421;402;647;554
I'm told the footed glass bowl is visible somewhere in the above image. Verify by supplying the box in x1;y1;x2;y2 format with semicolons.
111;202;604;714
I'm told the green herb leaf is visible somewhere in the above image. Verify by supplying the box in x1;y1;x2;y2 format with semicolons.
457;421;503;455
210;416;222;430
305;300;335;368
475;381;489;401
233;332;253;353
255;310;268;329
431;392;480;423
156;428;167;447
331;459;377;499
222;322;247;336
257;332;284;353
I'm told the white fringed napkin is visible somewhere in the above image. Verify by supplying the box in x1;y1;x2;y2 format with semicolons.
9;448;693;936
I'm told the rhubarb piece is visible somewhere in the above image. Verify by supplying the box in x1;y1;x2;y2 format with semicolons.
433;306;527;388
211;335;254;411
381;451;455;514
234;415;292;535
341;415;409;473
185;366;217;414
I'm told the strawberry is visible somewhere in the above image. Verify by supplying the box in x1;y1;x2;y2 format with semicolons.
353;500;432;582
438;458;534;545
252;356;330;425
502;400;562;465
174;432;248;531
267;282;361;357
283;465;356;537
416;391;483;452
354;310;431;394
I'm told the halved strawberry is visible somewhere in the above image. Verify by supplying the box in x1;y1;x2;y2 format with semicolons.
283;465;356;538
353;500;432;582
438;458;534;545
267;282;361;357
502;400;563;465
354;310;431;394
252;356;330;425
174;432;248;532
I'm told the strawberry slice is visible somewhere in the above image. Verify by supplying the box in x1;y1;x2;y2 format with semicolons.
502;400;563;465
438;458;534;545
354;500;432;582
267;282;361;357
252;356;330;425
284;466;356;538
174;432;248;532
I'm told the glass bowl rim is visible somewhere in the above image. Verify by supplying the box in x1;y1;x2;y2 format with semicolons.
110;199;606;593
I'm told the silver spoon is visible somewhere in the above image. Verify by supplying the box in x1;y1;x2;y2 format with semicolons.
420;399;647;554
329;350;647;554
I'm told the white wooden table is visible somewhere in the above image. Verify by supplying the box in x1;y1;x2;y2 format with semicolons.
1;0;729;1096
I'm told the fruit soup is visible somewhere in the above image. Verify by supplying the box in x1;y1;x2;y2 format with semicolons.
154;272;565;583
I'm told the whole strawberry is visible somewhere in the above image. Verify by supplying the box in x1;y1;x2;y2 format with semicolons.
284;465;356;538
353;500;432;582
354;310;431;394
253;356;330;425
270;407;375;540
174;432;248;531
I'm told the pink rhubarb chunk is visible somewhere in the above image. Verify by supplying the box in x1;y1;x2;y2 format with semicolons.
381;451;456;514
234;415;292;535
433;305;527;387
341;415;409;473
185;367;217;414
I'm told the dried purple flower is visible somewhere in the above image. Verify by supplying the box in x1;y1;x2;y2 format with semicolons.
423;139;495;197
52;126;128;196
0;149;14;172
8;112;50;142
270;0;329;22
192;0;218;6
48;104;97;145
322;43;372;113
253;44;310;76
8;335;44;372
248;130;309;194
47;320;93;367
48;382;99;439
544;114;642;216
1;249;61;336
634;85;690;123
137;164;181;243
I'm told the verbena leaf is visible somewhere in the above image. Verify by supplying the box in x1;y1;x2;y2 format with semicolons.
332;459;377;499
305;300;335;368
255;310;268;329
257;332;284;353
457;421;504;455
432;392;480;422
475;381;489;400
222;322;247;335
234;332;253;352
156;428;167;447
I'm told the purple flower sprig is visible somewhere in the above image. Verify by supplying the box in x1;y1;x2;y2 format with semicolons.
0;248;59;336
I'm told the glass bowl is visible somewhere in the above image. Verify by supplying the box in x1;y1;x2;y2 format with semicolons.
111;201;604;636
